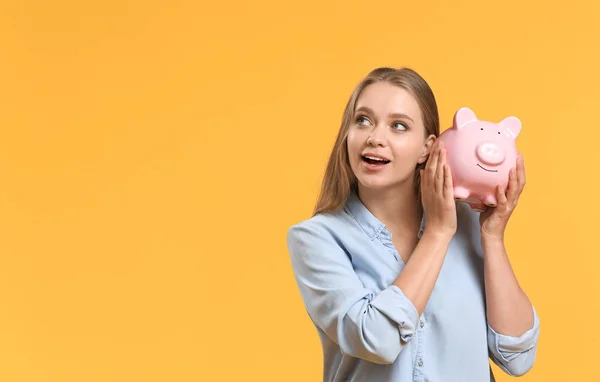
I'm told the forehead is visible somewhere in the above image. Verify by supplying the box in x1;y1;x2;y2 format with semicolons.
355;82;422;120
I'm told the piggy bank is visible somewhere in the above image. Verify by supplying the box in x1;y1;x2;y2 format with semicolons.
438;107;521;212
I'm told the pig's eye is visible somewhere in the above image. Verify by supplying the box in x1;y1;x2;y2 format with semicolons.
497;132;500;134
480;128;483;130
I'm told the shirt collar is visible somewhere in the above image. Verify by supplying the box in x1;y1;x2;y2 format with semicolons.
345;188;426;240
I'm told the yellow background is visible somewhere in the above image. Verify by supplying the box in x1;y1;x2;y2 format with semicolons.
0;0;598;381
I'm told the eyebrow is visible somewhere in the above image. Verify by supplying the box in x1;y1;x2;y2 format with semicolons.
354;106;414;122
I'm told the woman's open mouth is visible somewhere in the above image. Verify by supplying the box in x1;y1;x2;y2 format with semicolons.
362;155;390;170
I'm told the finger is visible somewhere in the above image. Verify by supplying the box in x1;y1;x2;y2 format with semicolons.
435;145;445;193
424;140;438;168
517;153;526;191
436;145;446;195
506;167;519;203
426;141;440;188
443;164;454;200
423;141;438;187
497;183;508;206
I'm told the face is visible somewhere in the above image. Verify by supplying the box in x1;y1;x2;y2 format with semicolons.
346;82;435;192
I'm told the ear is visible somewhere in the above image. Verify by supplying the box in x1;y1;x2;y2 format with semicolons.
498;116;522;138
454;107;478;129
417;134;436;164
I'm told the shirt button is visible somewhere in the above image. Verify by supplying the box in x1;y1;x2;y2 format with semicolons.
420;321;424;328
418;359;424;367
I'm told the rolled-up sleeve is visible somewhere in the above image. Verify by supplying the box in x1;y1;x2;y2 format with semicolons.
487;305;541;377
287;222;418;364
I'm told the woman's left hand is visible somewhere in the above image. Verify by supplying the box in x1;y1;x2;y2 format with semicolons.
479;153;526;239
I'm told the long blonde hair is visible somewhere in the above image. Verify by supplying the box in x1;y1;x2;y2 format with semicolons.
312;67;440;216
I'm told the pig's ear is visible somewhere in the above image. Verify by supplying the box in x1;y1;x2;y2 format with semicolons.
454;107;478;129
499;116;522;138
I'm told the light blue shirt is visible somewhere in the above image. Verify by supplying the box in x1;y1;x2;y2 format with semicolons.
286;189;540;382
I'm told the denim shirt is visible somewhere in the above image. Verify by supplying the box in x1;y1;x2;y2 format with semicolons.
286;189;540;382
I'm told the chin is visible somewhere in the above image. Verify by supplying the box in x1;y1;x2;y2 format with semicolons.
355;176;397;190
355;171;412;192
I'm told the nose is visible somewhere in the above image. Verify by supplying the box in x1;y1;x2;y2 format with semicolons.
367;125;385;146
476;142;506;166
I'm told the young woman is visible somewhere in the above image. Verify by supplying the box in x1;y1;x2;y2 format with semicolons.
286;67;540;382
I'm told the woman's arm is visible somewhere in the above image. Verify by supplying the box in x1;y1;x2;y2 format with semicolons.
483;233;540;377
394;141;457;316
480;154;536;335
482;235;533;336
479;154;540;376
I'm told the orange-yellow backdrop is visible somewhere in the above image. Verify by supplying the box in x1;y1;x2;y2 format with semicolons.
0;0;598;381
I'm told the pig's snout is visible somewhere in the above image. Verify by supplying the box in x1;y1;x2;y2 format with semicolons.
476;142;505;165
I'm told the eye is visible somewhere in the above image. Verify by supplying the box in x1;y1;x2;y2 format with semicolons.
355;115;371;126
392;122;408;131
497;132;501;134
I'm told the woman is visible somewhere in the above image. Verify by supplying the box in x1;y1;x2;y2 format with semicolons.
286;67;540;381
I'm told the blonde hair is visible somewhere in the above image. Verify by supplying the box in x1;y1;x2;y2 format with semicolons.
312;67;440;216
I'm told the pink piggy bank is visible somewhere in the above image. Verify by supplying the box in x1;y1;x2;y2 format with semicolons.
438;107;522;212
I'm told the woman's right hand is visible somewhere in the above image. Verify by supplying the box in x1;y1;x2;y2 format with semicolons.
420;140;457;238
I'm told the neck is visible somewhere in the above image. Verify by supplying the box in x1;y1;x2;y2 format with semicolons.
356;182;422;235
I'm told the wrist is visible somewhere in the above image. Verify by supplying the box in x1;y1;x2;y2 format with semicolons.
481;233;505;255
422;228;454;243
481;230;504;243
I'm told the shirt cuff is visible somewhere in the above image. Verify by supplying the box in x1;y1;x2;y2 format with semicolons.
488;305;540;363
369;285;419;343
